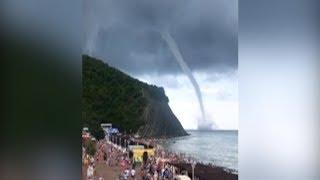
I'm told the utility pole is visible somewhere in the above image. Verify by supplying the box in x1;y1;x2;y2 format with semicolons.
191;161;196;180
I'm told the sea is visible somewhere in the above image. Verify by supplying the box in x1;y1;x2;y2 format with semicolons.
161;130;238;171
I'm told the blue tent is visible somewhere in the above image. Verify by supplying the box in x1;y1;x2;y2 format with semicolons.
108;128;119;134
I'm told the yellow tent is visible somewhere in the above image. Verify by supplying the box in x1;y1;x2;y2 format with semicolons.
132;148;155;162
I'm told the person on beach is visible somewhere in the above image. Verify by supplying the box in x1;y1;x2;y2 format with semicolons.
87;163;94;180
124;168;130;180
153;170;158;180
130;168;136;179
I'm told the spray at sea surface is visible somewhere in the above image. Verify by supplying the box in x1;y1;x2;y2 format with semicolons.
161;31;217;130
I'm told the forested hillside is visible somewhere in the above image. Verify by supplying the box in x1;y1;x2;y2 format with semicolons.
82;55;186;139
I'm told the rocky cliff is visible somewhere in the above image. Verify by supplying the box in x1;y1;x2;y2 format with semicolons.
82;55;187;139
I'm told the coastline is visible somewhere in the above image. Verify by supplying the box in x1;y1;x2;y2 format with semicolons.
169;162;237;180
159;130;238;171
83;133;238;180
134;136;238;179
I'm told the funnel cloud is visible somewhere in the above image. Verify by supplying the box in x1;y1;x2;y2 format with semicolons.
161;31;217;130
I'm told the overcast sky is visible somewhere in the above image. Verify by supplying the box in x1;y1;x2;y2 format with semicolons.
84;0;238;130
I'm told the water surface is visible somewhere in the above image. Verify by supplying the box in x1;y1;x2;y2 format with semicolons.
162;130;238;170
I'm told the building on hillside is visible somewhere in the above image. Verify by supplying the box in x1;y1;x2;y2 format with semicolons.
101;123;119;140
101;123;112;134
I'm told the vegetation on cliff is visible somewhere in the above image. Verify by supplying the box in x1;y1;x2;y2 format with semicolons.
82;55;171;139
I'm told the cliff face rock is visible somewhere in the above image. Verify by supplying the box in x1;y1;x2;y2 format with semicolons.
82;55;187;139
138;89;188;137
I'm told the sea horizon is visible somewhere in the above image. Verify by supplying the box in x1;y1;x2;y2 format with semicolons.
185;129;238;132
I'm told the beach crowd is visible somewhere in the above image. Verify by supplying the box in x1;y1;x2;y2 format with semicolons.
83;135;196;180
82;133;237;180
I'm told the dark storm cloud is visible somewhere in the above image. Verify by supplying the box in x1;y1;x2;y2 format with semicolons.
240;0;318;41
84;0;238;75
